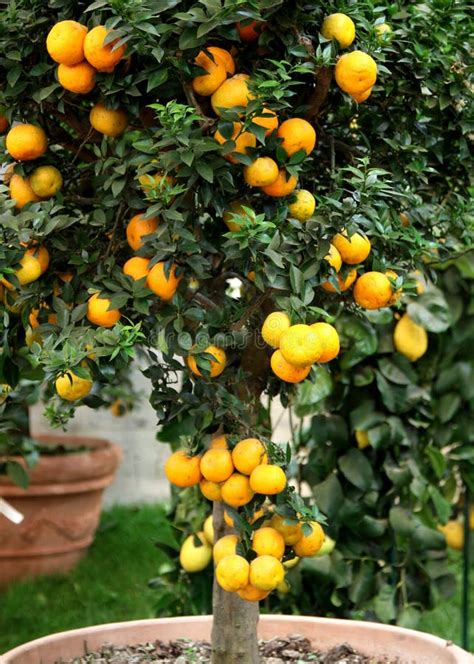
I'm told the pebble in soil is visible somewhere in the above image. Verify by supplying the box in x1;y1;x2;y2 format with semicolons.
55;634;400;663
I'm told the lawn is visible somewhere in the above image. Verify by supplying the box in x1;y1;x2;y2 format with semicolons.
0;504;472;653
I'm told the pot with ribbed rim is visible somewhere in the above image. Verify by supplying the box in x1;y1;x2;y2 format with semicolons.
1;615;472;664
0;434;122;587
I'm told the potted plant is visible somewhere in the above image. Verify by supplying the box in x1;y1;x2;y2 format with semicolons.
1;0;472;661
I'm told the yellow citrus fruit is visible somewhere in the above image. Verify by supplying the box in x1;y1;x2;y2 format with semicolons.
29;165;63;198
211;74;254;116
249;555;285;591
6;124;48;161
214;122;256;164
188;345;226;378
261;311;291;348
9;174;40;208
270;514;303;546
216;554;250;591
206;46;235;75
355;430;370;449
321;13;356;49
236;19;266;42
325;244;343;273
243;157;279;187
250;464;287;495
110;399;126;417
261;170;298;197
46;20;87;65
123;256;150;281
213;535;239;565
223;200;253;232
393;313;428;361
375;23;392;40
331;231;371;264
86;292;121;327
57;62;96;94
277;579;290;594
200;478;222;501
55;370;92;401
283;555;300;569
126;213;159;251
252;527;285;559
164;450;202;488
335;51;377;96
210;434;228;449
203;515;214;544
271;350;311;384
279;324;322;367
192;49;227;96
146;262;181;300
288;190;316;222
310;322;340;363
399;212;410;227
29;305;57;328
15;252;42;285
351;87;372;103
293;521;325;557
277;118;316;157
90;103;128;137
138;171;175;196
232;438;268;475
84;25;125;72
252;107;279;136
221;473;254;507
322;268;357;293
200;448;234;483
438;520;464;550
24;246;49;274
180;532;212;572
353;271;393;309
238;584;269;602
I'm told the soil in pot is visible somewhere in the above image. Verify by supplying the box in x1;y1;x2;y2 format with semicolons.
54;635;397;663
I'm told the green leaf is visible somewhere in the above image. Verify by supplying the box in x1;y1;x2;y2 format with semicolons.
313;474;344;519
294;367;332;417
338;449;375;491
407;289;451;332
6;461;29;488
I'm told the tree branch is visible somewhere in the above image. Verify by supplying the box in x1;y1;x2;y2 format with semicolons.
181;79;215;132
305;66;333;121
193;292;220;310
231;291;269;332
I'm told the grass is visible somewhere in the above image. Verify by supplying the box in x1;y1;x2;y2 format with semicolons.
0;504;472;654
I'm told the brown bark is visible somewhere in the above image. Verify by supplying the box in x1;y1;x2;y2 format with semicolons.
211;501;260;664
305;66;333;121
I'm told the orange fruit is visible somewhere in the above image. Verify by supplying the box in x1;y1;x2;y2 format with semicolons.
192;49;227;96
355;430;370;450
238;584;269;602
216;554;249;591
9;174;40;208
84;25;125;72
375;23;392;41
223;200;254;231
293;521;325;557
187;345;226;378
277;118;316;157
250;464;287;495
279;324;322;367
123;256;150;281
353;271;393;309
138;171;175;196
86;292;121;327
310;322;340;363
46;20;88;65
438;521;464;551
331;231;371;264
206;46;235;75
287;190;316;222
249;555;285;591
261;170;298;197
252;107;278;136
271;350;311;383
26;246;49;274
351;87;372;103
57;62;96;94
243;157;279;187
13;252;42;286
90;103;128;137
221;473;254;507
321;268;357;293
29;165;63;198
55;370;92;401
214;122;256;163
147;262;181;300
321;13;356;49
126;213;159;251
29;305;57;328
270;514;303;546
224;508;265;528
211;74;254;116
261;311;291;348
232;438;268;475
236;20;266;42
324;244;343;273
200;478;222;501
200;448;234;483
164;450;202;488
0;114;8;133
247;270;256;282
386;269;402;304
335;51;377;96
399;212;410;227
5;124;48;161
213;534;239;564
252;527;285;559
210;434;228;449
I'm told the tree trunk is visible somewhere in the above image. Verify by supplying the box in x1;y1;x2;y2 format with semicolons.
211;501;260;664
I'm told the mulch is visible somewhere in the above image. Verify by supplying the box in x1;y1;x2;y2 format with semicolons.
56;634;399;663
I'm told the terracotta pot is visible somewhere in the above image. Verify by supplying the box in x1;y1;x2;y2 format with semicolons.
2;615;472;663
0;435;122;587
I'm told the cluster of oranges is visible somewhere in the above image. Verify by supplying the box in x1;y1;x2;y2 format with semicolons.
262;313;340;384
166;435;325;601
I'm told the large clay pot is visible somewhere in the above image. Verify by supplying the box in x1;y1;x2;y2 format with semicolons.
0;435;122;587
2;615;472;663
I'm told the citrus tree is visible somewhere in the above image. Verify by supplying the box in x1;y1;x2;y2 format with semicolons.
0;0;471;662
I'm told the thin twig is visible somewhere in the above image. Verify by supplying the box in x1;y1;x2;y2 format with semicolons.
181;79;215;131
231;291;269;332
193;292;219;310
71;126;95;165
104;201;127;259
